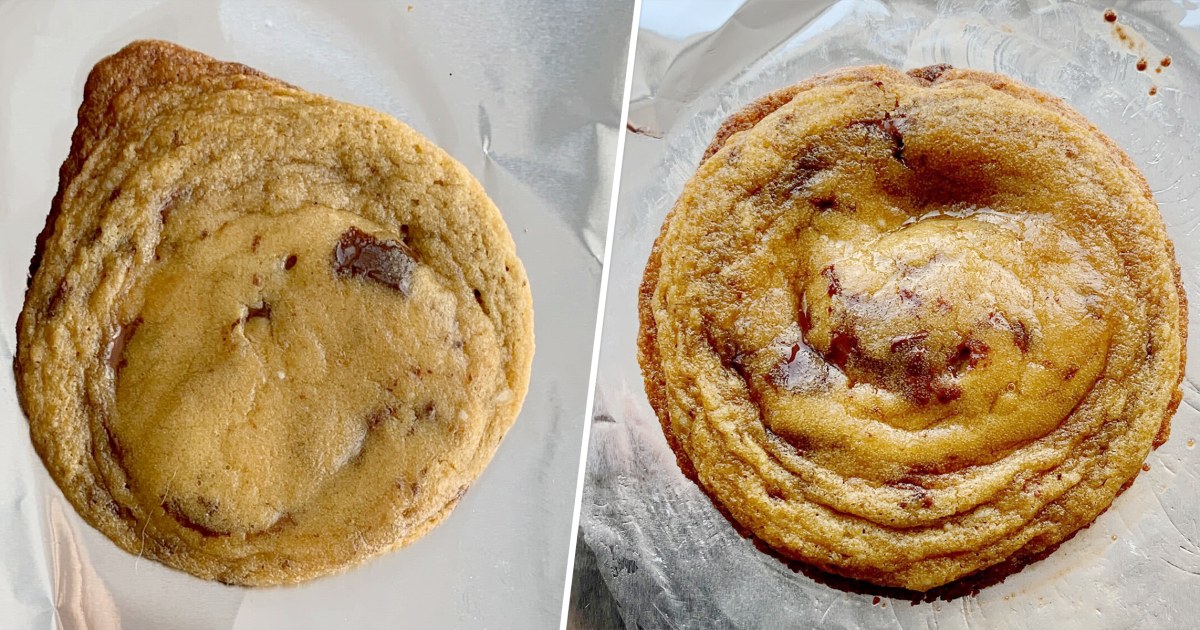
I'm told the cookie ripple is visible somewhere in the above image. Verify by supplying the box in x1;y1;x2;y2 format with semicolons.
639;65;1186;591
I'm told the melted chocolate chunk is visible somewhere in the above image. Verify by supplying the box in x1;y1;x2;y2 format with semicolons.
947;338;989;376
987;312;1029;352
889;481;934;508
880;116;906;162
850;113;907;162
106;318;143;372
907;64;953;83
44;279;69;319
826;330;857;371
758;149;826;203
245;302;271;321
333;227;416;295
889;331;930;352
161;498;228;538
367;406;393;430
770;341;833;393
813;196;837;211
822;265;842;297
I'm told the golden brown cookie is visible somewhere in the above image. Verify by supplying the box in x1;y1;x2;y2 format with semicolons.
15;40;534;585
638;64;1186;592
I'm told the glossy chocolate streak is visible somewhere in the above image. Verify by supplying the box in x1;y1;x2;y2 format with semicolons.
333;226;416;295
106;317;143;372
161;498;229;538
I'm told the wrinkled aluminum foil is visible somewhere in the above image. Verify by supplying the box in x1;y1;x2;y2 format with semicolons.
574;1;1200;628
0;1;631;627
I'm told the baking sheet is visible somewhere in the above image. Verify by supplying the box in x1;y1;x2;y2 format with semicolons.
573;0;1200;628
0;0;633;627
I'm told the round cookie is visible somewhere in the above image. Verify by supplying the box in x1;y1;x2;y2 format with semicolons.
639;64;1186;592
15;40;534;585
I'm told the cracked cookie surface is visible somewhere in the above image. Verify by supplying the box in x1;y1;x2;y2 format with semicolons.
638;65;1186;591
15;40;533;585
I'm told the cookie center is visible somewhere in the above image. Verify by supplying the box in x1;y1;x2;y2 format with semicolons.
763;212;1115;473
111;208;466;535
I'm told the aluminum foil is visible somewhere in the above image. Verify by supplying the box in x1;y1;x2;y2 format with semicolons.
574;1;1200;628
0;1;632;627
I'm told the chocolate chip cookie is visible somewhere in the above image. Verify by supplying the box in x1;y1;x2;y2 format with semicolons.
16;40;534;585
639;65;1186;591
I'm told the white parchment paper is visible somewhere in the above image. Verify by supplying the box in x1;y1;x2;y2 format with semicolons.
0;1;632;627
575;1;1200;628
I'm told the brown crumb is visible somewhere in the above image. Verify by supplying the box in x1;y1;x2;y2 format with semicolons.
1136;58;1148;71
1103;9;1117;22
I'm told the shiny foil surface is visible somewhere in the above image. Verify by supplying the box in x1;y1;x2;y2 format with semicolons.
572;1;1200;628
0;1;631;627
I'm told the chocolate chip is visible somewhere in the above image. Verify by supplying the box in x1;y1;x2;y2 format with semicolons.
881;116;905;162
988;312;1029;352
889;481;934;508
934;382;963;404
245;302;271;321
947;338;989;376
161;498;227;538
1011;320;1030;353
333;227;416;295
106;318;143;372
907;64;953;82
889;331;930;352
826;330;856;370
758;149;824;202
822;265;841;297
769;340;833;394
251;234;261;253
44;279;69;319
284;254;298;270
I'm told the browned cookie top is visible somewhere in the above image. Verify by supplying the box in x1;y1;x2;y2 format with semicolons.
639;65;1186;591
